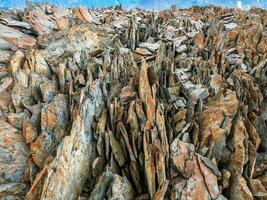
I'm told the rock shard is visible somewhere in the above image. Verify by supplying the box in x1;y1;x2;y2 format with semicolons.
0;3;266;200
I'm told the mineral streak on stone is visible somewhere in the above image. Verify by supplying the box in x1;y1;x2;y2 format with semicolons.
40;81;104;200
0;3;267;200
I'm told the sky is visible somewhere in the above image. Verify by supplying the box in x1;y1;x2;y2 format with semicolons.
0;0;266;10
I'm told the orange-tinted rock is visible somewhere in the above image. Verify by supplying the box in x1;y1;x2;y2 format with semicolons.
40;81;104;200
199;108;225;146
25;167;48;200
170;138;221;200
23;8;57;35
0;4;266;200
31;94;68;167
120;86;136;104
222;169;231;189
249;179;267;199
143;129;156;198
23;104;42;144
74;7;94;23
197;156;220;199
0;24;36;50
153;180;169;200
39;24;101;66
170;138;195;178
24;158;38;184
139;58;155;125
209;74;226;94
228;116;248;175
8;50;25;78
229;176;253;200
244;118;261;150
257;35;267;54
194;33;205;49
56;17;69;30
134;48;153;56
183;161;211;200
257;172;267;189
207;91;239;117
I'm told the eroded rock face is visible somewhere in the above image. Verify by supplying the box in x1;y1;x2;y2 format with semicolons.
39;81;104;200
170;139;220;200
0;3;267;200
38;24;101;66
30;94;69;168
107;175;135;200
229;175;253;200
0;120;30;198
0;24;36;51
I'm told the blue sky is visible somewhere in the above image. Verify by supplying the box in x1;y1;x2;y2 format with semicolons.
0;0;266;9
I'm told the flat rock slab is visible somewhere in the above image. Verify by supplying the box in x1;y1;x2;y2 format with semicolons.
0;24;36;50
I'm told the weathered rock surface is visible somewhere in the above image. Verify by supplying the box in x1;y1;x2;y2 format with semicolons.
0;120;29;198
0;3;267;200
0;24;36;50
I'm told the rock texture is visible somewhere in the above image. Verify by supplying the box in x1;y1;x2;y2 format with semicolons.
0;3;267;200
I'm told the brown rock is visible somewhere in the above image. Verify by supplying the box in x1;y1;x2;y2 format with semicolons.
74;7;96;23
228;115;248;175
55;17;69;30
199;108;225;147
109;131;126;167
25;167;48;200
23;105;42;144
1;5;266;200
244;118;261;150
8;50;25;78
92;157;106;178
206;91;239;117
120;86;136;105
209;74;226;94
89;171;114;200
40;81;104;200
24;158;38;184
23;7;57;35
134;48;153;56
194;33;205;49
170;138;195;178
31;94;68;167
197;156;220;199
249;179;267;199
153;180;169;200
221;169;231;189
258;172;267;190
228;175;253;200
139;58;155;125
173;108;187;124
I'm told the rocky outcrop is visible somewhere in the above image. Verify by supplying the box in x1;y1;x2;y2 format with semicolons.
0;3;267;200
